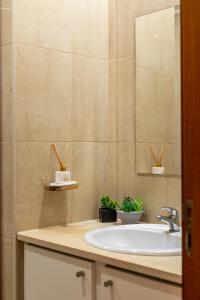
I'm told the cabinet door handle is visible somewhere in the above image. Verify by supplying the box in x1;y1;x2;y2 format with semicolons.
104;280;113;287
76;271;85;278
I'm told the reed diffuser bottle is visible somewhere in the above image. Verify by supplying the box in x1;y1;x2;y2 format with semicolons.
51;144;71;183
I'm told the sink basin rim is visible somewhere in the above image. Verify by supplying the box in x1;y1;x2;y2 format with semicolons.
84;224;182;256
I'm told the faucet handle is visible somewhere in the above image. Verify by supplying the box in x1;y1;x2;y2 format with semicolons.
160;207;178;220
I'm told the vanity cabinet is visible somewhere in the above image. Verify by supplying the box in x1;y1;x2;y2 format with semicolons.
24;244;95;300
96;265;181;300
24;245;181;300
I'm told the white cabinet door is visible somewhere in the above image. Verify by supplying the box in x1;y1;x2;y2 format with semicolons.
97;265;182;300
24;244;95;300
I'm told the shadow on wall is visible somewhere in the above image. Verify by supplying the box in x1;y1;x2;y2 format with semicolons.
39;190;68;228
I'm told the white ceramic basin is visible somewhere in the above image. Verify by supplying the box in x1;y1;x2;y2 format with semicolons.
84;224;181;256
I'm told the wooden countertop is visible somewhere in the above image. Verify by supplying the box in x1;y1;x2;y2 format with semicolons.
17;220;182;285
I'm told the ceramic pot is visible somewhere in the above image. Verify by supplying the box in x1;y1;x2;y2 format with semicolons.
117;210;144;224
99;208;117;223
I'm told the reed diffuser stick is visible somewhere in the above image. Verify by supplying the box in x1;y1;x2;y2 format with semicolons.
151;145;159;166
51;144;66;171
158;144;166;166
150;144;167;167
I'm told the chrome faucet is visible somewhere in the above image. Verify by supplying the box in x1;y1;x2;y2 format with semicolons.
157;207;180;232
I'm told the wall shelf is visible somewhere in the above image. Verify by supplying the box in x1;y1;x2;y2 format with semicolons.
46;181;79;192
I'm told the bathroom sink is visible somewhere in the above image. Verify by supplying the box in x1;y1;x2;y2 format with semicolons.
84;224;181;256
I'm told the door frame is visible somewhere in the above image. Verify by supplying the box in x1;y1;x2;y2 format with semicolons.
182;1;200;299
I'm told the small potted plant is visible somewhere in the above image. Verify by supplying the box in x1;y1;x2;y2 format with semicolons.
99;195;117;223
117;197;144;224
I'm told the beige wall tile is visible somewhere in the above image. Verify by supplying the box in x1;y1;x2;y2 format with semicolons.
16;0;71;52
117;57;134;141
16;142;72;231
0;0;11;8
117;142;135;200
0;45;12;142
0;142;13;238
167;177;182;222
70;0;107;58
116;0;141;58
16;44;71;141
16;0;108;58
108;60;117;138
136;142;152;174
1;238;14;300
71;55;117;141
136;7;175;73
108;0;117;59
71;142;117;222
175;13;181;99
16;45;117;143
136;67;175;144
0;7;12;46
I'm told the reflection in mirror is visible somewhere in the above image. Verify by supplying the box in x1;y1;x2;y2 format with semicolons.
136;6;181;176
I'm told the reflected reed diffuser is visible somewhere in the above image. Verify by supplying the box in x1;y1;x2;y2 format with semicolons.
150;144;167;175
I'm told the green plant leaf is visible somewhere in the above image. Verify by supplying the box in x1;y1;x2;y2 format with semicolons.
100;195;117;210
118;196;144;212
132;198;144;212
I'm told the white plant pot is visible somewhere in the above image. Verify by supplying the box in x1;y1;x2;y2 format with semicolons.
152;166;165;175
117;211;144;224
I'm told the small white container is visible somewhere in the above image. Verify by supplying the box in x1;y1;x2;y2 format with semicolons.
55;171;71;183
152;166;165;175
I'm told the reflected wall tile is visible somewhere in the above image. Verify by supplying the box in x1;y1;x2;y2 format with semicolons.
1;142;13;238
71;142;117;222
0;45;12;142
16;0;71;52
136;7;175;73
136;143;181;176
139;0;180;15
117;57;134;141
136;67;175;144
16;142;72;231
71;55;117;141
16;44;72;141
136;142;152;174
0;7;12;46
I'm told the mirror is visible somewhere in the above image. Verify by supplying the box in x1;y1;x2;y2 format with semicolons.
136;6;181;176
